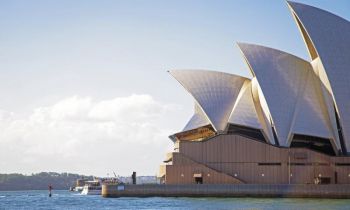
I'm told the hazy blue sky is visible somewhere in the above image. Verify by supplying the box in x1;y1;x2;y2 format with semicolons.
0;0;349;176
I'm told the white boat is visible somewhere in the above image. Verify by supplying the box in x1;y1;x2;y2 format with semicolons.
72;178;89;192
81;180;101;195
74;186;84;192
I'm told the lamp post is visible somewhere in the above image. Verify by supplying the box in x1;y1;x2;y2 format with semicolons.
288;149;291;184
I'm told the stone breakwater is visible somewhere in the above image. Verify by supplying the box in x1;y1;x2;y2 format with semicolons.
102;184;350;199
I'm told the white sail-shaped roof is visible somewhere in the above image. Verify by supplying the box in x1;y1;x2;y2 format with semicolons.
229;80;276;145
229;80;261;129
169;70;247;132
251;78;276;145
183;103;210;132
288;1;350;153
238;43;339;149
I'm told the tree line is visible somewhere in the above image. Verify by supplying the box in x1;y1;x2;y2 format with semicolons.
0;172;94;191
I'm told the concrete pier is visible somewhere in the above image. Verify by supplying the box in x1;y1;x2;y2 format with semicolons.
102;184;350;198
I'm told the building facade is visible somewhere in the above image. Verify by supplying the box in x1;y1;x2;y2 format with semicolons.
159;1;350;184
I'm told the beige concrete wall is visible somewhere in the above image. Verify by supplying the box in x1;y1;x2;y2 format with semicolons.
166;153;243;184
164;134;350;184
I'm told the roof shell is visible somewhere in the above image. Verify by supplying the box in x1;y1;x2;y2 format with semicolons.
182;103;210;132
229;80;261;130
287;1;350;153
229;79;277;145
169;69;247;132
238;43;339;148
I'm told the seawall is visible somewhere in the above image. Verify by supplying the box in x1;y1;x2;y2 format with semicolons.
102;184;350;198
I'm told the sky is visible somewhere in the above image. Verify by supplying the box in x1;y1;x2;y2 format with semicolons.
0;0;349;177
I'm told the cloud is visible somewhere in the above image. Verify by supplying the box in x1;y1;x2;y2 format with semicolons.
0;94;181;176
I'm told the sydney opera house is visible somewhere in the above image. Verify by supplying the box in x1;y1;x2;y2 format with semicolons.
158;1;350;185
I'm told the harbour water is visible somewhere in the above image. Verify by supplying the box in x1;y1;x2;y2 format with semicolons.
0;190;349;210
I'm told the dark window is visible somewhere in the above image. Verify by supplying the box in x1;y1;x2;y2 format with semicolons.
335;163;350;166
195;177;203;184
258;163;281;166
335;172;338;184
319;177;331;184
288;163;312;166
291;134;336;156
227;124;266;142
334;107;347;155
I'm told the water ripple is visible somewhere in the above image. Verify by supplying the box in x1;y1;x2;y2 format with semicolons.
0;190;349;210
